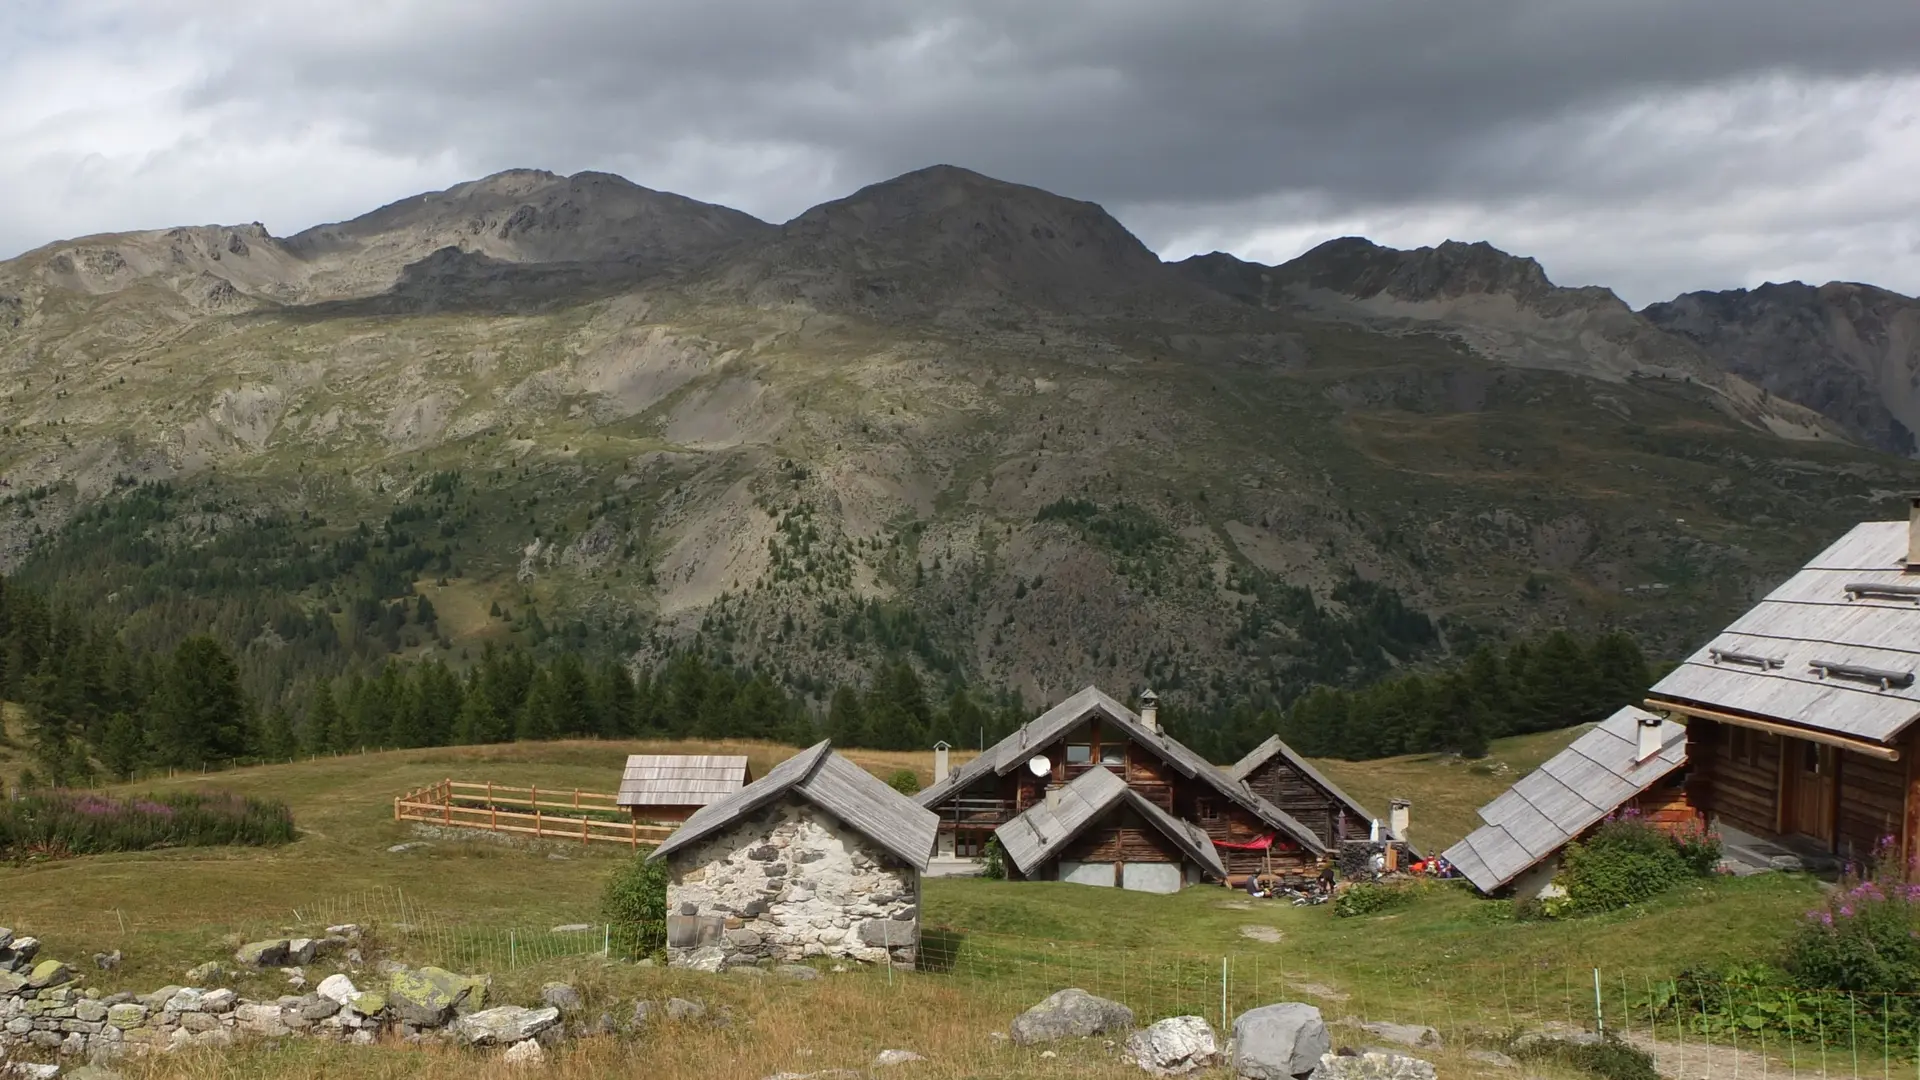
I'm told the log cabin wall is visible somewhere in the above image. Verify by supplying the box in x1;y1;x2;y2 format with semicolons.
1688;719;1782;838
1055;806;1185;867
1240;757;1369;847
1837;749;1905;865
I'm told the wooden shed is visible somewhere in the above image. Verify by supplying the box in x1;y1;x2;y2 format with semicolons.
1645;509;1920;873
1442;706;1692;898
1229;734;1381;848
617;755;753;824
995;763;1227;892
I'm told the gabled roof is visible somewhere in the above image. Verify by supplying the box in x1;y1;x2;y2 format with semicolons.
1441;706;1687;894
617;755;752;807
993;765;1228;880
647;741;938;870
915;685;1327;854
1646;521;1920;745
1229;734;1378;826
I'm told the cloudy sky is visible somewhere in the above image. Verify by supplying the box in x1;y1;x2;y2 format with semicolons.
4;0;1919;307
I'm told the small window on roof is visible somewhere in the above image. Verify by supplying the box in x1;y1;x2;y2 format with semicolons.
1065;744;1091;765
1099;743;1125;766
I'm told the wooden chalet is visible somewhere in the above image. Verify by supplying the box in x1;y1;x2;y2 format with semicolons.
1229;734;1380;848
1644;507;1920;873
915;686;1329;887
995;765;1226;892
617;755;754;823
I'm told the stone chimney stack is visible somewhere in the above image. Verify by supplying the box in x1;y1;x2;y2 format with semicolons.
1139;689;1160;733
1388;798;1411;842
1637;713;1664;763
1907;496;1920;571
933;741;951;786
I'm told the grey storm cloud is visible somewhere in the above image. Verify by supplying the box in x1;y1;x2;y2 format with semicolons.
5;0;1920;305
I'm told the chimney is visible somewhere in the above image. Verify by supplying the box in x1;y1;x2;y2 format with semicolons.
1389;798;1411;842
1045;787;1061;812
1637;713;1664;762
1139;689;1160;733
933;741;951;786
1908;497;1920;571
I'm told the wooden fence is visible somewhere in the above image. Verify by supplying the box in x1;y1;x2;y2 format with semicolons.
393;779;676;850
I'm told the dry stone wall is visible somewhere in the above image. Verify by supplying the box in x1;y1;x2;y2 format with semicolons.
0;927;559;1070
665;800;920;969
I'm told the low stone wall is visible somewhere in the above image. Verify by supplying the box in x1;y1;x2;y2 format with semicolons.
0;927;559;1070
664;800;920;970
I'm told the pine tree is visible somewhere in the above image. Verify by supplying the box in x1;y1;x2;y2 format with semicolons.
827;684;868;747
307;679;342;754
260;707;297;761
150;636;252;768
99;710;143;780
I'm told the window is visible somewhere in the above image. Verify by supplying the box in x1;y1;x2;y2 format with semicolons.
1099;743;1126;766
955;831;986;859
1196;798;1218;822
1065;744;1092;765
1729;727;1758;766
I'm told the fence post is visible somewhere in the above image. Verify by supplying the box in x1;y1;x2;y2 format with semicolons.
1593;968;1604;1034
510;930;516;969
1221;957;1228;1035
535;808;542;838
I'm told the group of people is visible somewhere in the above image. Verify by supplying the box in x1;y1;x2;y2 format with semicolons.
1241;851;1457;899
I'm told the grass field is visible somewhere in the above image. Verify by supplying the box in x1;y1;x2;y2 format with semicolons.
0;726;1826;1079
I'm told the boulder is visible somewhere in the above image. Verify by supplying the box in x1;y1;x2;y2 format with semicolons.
1010;989;1136;1045
0;971;27;996
346;991;387;1018
775;965;822;981
387;966;474;1026
106;1003;149;1030
872;1049;926;1068
317;973;358;1005
285;939;320;966
235;940;291;968
1510;1030;1602;1053
1231;1003;1331;1080
1358;1022;1440;1049
540;983;582;1012
503;1039;547;1068
24;960;71;990
665;997;707;1023
185;961;228;984
1126;1015;1219;1075
0;928;11;950
456;1005;562;1047
1466;1050;1517;1069
200;988;239;1013
8;1064;61;1080
1308;1051;1437;1080
681;946;727;973
94;950;123;971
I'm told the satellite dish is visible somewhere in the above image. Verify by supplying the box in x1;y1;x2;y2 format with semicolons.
1026;755;1052;778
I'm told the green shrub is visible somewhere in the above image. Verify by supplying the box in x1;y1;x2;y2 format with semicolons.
980;836;1007;880
602;854;670;960
1558;817;1704;915
1333;881;1414;918
886;769;921;795
1512;1032;1658;1080
1786;847;1920;995
0;790;295;858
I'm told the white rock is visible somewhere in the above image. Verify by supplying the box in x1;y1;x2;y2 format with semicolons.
503;1039;547;1068
317;973;358;1005
1126;1016;1219;1075
872;1049;926;1067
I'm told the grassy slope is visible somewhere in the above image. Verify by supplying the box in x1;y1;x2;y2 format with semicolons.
0;728;1820;1079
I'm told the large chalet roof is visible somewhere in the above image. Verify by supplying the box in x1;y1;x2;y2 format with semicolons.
617;755;752;808
648;741;938;870
1441;706;1687;894
915;685;1328;855
1646;520;1920;746
994;764;1227;880
1229;734;1379;826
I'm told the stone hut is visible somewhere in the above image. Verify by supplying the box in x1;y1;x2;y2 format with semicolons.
648;741;938;970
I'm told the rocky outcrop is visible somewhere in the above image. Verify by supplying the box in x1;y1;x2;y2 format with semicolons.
1230;1002;1331;1080
1644;280;1920;456
1008;988;1135;1046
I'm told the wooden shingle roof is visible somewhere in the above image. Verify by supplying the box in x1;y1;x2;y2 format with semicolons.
1441;707;1687;894
1228;734;1379;827
617;755;752;808
915;685;1328;854
993;764;1228;880
647;741;938;870
1647;521;1920;745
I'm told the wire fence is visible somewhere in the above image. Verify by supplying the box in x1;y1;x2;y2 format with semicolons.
14;884;1920;1077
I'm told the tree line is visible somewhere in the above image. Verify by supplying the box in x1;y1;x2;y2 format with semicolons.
3;570;1657;787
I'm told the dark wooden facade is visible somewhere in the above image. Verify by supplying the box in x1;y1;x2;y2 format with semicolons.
1239;755;1371;849
1686;719;1917;870
936;714;1317;882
